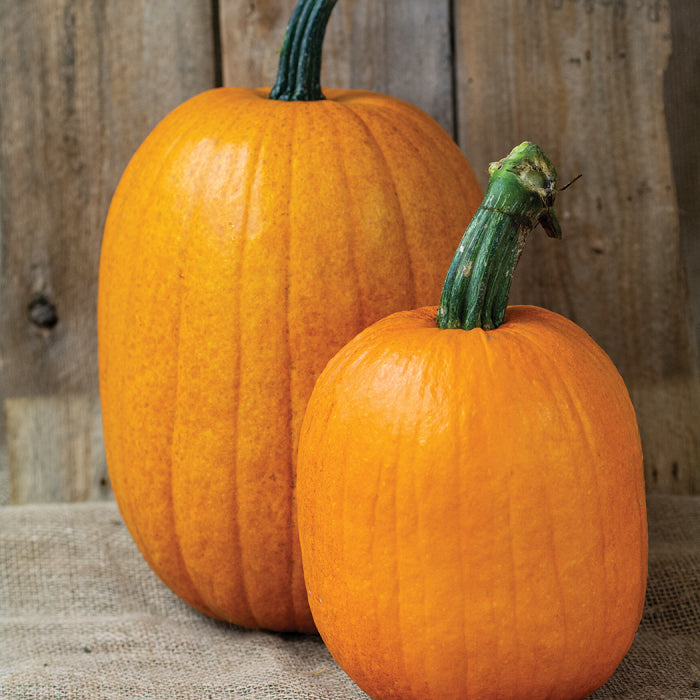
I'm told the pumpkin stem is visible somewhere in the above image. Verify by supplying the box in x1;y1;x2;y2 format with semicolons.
269;0;338;102
437;142;563;331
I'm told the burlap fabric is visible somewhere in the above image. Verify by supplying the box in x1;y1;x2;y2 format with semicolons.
1;495;698;699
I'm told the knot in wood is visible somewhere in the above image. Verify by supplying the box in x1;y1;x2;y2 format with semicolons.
27;294;59;330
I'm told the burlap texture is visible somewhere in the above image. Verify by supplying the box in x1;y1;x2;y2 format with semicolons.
1;495;698;699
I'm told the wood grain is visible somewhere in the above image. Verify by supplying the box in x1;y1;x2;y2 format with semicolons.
219;0;455;134
665;0;700;358
6;395;109;504
455;0;699;493
0;0;697;499
0;0;217;503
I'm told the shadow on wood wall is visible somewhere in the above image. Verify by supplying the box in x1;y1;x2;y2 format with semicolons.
1;0;698;503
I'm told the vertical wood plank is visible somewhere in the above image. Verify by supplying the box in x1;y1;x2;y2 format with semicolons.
0;0;217;504
219;0;295;89
7;395;109;504
665;0;700;357
219;0;455;134
454;0;699;493
3;0;695;501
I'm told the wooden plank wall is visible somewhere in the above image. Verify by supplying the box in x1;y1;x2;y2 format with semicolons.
1;0;697;504
0;0;217;503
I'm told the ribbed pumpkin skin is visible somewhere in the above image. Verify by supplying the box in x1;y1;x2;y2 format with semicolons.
97;87;481;633
298;305;647;697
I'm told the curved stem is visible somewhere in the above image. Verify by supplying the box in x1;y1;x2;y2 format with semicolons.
436;142;563;331
269;0;338;102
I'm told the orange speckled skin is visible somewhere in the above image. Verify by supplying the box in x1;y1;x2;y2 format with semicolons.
298;305;647;696
97;87;482;633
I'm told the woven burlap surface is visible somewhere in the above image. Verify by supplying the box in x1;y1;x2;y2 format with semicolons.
1;495;698;699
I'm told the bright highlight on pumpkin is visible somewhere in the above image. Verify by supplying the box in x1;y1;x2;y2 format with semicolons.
297;143;647;700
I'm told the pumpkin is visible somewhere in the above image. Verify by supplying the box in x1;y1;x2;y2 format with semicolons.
297;143;647;696
97;0;481;633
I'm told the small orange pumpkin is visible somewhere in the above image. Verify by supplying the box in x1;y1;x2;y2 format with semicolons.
97;0;481;633
298;143;647;696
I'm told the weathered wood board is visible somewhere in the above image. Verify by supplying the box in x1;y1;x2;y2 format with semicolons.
0;0;217;504
666;0;700;360
0;0;697;502
6;395;108;503
455;0;699;493
219;0;455;133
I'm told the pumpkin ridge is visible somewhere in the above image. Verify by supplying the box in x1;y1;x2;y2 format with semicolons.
440;335;471;698
282;104;310;630
359;100;469;184
510;347;572;696
168;214;205;614
108;126;189;531
504;311;646;683
167;126;253;621
100;232;141;557
355;99;483;233
237;106;292;626
465;327;523;688
171;99;273;625
514;320;612;655
418;341;458;698
385;356;416;696
341;100;483;308
526;382;573;697
112;126;219;617
322;105;369;324
421;338;458;697
228;108;253;622
507;320;600;685
167;237;218;618
100;171;143;526
473;326;523;691
330;101;418;306
502;413;523;695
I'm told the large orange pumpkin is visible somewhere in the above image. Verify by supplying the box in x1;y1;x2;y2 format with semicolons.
97;0;481;633
298;143;647;696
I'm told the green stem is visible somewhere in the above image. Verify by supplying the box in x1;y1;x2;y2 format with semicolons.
269;0;338;101
436;142;563;331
